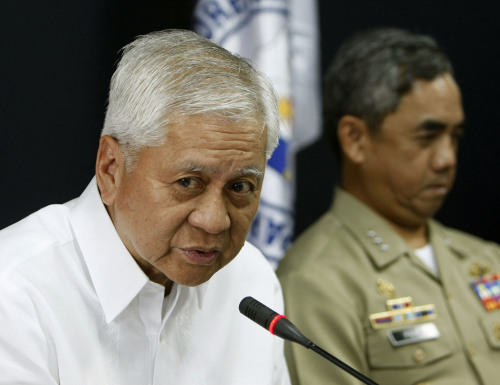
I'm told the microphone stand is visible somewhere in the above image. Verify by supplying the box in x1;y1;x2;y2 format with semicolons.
307;342;379;385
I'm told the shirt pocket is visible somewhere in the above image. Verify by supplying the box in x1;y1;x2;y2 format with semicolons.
366;323;453;369
479;313;500;350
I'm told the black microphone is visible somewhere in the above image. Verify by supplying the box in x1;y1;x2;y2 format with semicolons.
239;296;380;385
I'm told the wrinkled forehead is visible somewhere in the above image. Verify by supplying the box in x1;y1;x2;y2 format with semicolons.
167;112;266;144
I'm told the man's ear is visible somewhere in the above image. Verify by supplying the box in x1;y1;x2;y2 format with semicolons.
337;115;370;164
95;135;125;205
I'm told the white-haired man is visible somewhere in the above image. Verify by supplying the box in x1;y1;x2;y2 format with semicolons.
0;30;290;385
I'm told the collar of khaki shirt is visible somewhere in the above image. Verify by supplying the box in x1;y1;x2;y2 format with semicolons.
331;187;468;272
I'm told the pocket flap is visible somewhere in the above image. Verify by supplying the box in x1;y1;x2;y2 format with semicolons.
479;315;500;350
367;323;453;368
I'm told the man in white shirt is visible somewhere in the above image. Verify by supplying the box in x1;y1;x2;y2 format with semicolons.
0;29;290;385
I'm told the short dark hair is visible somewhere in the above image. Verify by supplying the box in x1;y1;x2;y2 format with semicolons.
323;27;454;160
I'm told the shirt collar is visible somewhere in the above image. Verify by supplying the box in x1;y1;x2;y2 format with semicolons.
69;177;210;322
193;279;210;309
427;219;468;260
69;177;149;323
331;187;411;269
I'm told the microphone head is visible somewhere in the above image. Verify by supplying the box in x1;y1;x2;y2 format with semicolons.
239;296;312;348
239;296;279;330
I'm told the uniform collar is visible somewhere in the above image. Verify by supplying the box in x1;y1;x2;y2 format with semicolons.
427;219;468;261
331;187;473;274
331;187;412;269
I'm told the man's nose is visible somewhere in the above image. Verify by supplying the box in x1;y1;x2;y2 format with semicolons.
432;135;458;171
188;191;231;234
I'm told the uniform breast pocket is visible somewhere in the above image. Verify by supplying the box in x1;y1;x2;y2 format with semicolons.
366;322;453;369
479;313;500;350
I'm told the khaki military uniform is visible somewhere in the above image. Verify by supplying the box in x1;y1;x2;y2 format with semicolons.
277;188;500;385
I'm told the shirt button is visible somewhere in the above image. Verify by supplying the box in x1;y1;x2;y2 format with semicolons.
467;344;476;357
413;348;426;363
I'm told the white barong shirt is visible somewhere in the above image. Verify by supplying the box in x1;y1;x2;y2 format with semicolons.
0;178;290;385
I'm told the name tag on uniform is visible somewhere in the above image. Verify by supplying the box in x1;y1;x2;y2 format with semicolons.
387;322;440;347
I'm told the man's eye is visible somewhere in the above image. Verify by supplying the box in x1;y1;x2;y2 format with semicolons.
178;177;200;189
416;133;439;146
419;132;438;141
230;181;253;194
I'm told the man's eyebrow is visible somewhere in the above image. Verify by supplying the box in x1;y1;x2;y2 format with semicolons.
236;166;265;179
179;162;264;178
417;119;467;132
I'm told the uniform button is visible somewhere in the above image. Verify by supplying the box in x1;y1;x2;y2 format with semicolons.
413;348;426;363
380;244;390;251
367;230;376;237
373;236;382;244
467;344;476;357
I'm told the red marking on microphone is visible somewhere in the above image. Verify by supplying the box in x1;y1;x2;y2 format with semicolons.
269;314;286;335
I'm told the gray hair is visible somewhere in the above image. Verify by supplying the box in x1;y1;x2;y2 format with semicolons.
323;27;454;160
102;29;280;169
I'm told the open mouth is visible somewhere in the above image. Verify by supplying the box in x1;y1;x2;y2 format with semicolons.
182;249;220;265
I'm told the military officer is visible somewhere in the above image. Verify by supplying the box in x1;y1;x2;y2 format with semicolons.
277;27;500;385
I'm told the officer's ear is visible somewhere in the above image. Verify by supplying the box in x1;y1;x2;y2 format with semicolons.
337;115;370;164
95;135;126;206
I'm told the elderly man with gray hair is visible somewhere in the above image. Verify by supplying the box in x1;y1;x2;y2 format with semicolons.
0;29;290;385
